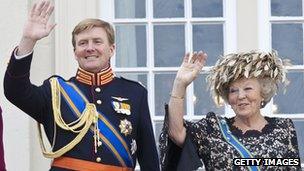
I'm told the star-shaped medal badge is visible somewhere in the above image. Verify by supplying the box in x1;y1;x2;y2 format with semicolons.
119;119;133;136
130;139;137;155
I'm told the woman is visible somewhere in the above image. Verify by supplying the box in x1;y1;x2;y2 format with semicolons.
159;50;301;170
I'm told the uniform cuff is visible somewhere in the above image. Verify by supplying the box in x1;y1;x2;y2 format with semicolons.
6;47;33;77
14;47;33;60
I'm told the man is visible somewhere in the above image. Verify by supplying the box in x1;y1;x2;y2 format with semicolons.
4;1;159;170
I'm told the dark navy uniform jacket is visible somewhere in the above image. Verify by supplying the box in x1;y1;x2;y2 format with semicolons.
4;51;160;171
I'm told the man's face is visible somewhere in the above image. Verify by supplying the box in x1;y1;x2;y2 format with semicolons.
74;27;115;73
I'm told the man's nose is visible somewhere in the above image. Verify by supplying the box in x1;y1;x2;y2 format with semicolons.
86;42;95;52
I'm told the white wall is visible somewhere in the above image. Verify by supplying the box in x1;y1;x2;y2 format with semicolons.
0;0;98;170
1;0;31;170
236;0;258;51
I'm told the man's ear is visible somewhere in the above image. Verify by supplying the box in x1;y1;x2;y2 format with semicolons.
73;50;78;60
109;44;116;57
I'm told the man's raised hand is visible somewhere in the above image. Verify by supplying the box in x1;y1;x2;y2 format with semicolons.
17;0;55;55
23;0;55;41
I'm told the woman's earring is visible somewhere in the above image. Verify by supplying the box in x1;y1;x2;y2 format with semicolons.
260;100;265;108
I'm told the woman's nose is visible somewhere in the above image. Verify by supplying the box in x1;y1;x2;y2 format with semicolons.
237;90;246;99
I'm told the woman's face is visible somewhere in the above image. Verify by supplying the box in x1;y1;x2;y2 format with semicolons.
228;78;264;118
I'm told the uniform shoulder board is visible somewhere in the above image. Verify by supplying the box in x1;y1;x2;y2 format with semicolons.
48;75;70;83
119;76;146;88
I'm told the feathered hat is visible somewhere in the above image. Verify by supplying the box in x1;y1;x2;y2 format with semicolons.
207;50;290;105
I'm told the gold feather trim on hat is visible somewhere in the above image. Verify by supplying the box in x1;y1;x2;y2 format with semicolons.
207;50;291;106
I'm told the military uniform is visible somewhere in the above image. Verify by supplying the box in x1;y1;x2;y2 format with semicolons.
4;51;160;171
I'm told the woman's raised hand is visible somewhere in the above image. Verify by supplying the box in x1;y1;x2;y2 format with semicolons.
22;0;55;41
174;51;207;88
168;51;207;145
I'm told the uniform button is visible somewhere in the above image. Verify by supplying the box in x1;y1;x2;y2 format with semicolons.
96;100;102;104
95;87;101;92
96;157;101;162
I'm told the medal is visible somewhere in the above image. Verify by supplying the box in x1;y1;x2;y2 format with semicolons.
119;119;133;136
130;139;137;155
111;101;131;115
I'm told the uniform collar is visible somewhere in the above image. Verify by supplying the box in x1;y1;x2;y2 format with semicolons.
75;66;114;86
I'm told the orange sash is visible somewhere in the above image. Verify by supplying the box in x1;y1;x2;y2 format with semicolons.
52;157;134;171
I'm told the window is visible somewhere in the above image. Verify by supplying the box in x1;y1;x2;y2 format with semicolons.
258;0;304;166
100;0;236;168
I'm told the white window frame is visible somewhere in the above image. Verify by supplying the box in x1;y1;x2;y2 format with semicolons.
99;3;237;170
258;0;304;168
258;0;304;118
100;0;237;122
